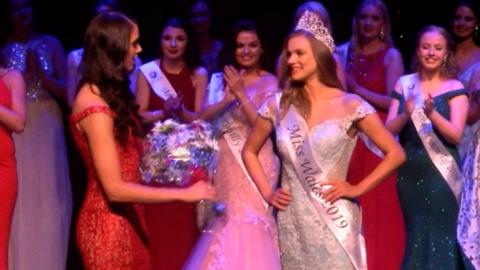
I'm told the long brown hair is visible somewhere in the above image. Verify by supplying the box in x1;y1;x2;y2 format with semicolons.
79;11;143;146
278;30;343;117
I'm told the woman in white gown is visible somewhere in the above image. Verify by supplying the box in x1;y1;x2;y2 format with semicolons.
452;1;480;268
242;11;405;270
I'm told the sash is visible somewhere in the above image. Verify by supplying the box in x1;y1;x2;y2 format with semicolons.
280;107;366;270
400;73;463;202
207;72;269;211
139;60;178;101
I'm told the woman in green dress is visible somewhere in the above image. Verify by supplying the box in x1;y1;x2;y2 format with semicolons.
386;25;473;269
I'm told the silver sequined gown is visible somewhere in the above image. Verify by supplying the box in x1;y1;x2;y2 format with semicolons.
3;37;72;270
259;94;374;270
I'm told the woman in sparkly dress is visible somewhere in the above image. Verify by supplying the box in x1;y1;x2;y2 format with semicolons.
337;1;405;269
386;25;473;269
70;12;215;269
0;61;25;270
2;0;72;268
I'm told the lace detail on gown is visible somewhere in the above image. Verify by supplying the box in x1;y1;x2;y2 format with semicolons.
185;83;281;270
259;96;375;270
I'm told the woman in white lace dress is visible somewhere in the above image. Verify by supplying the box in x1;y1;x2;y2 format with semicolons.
242;11;405;270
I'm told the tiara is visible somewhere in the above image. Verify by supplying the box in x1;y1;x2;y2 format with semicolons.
295;10;335;53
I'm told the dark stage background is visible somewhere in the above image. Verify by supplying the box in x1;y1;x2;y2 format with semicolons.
11;0;462;269
31;0;461;71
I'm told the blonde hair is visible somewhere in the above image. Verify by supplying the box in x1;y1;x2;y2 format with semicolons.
412;25;458;79
278;31;343;117
351;0;393;49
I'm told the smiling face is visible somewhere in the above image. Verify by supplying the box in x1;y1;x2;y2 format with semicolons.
286;35;318;83
160;26;188;61
417;30;449;73
124;23;142;72
234;30;262;69
357;4;385;41
452;5;478;40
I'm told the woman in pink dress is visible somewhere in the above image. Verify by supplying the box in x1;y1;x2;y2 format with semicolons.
70;12;215;269
0;63;25;270
184;19;281;270
337;1;405;269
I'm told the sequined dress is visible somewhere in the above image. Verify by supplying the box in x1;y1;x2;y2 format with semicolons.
259;94;374;270
184;80;281;270
0;72;17;269
70;106;150;269
2;38;72;270
392;89;473;270
342;44;405;270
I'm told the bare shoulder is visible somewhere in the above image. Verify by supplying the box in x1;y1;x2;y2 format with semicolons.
342;93;365;107
40;34;64;50
193;66;208;78
72;83;108;114
445;78;465;91
385;47;402;63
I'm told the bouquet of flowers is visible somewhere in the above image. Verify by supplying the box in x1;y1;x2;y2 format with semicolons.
141;119;219;186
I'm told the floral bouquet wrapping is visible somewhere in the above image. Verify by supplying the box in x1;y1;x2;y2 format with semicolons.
141;119;218;186
140;119;225;228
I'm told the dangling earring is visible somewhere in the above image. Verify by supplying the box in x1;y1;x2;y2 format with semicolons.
442;56;448;68
380;28;385;41
475;25;479;37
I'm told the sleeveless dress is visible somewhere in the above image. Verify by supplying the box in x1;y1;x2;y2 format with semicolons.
457;62;480;269
143;61;199;270
392;89;473;270
2;38;72;270
345;46;405;270
0;73;17;269
70;106;150;269
184;76;280;270
260;94;374;270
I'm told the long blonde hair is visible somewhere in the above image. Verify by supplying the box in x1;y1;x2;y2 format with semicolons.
278;30;343;117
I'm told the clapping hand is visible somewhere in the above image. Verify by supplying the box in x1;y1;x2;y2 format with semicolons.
223;65;246;99
423;94;434;117
164;96;183;118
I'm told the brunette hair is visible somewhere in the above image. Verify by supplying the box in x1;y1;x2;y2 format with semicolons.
278;30;343;117
79;11;143;145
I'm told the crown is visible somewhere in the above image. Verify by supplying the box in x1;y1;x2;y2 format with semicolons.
295;10;335;53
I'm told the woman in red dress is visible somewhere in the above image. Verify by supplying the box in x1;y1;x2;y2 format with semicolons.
0;63;25;270
135;17;208;270
70;12;215;270
337;1;406;269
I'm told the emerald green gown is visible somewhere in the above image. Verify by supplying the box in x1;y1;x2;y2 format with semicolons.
393;89;473;270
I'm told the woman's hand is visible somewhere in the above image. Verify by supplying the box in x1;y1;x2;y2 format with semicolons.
183;181;216;202
423;94;435;117
224;65;246;99
320;180;364;204
164;96;183;118
405;95;416;116
266;188;292;211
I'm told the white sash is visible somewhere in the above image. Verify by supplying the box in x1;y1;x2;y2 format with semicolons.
207;73;269;211
400;73;463;202
139;60;178;101
280;107;366;270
